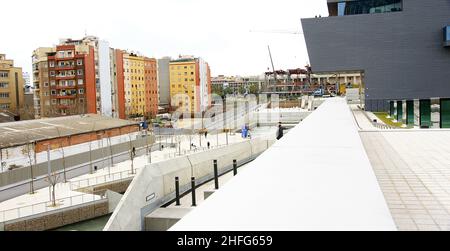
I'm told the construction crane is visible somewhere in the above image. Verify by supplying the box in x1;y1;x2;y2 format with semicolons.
249;29;303;35
267;45;277;81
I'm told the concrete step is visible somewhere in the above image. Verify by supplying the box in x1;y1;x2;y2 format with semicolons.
144;207;192;231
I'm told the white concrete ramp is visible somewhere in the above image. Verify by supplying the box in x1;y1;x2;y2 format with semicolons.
170;98;396;231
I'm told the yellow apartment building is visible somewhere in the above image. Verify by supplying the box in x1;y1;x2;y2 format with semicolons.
0;54;24;119
169;58;197;113
123;52;146;116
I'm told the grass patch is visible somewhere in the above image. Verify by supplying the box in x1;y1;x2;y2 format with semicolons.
373;112;407;128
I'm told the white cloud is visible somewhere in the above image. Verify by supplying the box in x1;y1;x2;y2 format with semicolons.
0;0;328;77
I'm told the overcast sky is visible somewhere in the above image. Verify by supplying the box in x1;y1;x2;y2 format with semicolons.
1;0;328;78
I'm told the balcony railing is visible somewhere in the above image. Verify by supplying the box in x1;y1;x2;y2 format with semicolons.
55;85;77;89
56;95;77;99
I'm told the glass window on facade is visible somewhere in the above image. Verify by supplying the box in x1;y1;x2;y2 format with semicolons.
444;26;450;45
406;100;414;125
440;99;450;128
396;100;403;122
389;101;395;117
337;0;402;16
420;99;431;128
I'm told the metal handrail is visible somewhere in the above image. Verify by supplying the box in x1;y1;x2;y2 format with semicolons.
0;192;106;223
69;167;140;190
372;121;395;130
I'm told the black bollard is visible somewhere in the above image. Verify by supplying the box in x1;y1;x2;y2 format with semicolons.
191;177;196;206
213;160;219;190
175;177;180;206
233;159;237;176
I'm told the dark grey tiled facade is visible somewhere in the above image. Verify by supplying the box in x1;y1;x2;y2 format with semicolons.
301;0;450;111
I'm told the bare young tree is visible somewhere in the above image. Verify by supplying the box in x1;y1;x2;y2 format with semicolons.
55;126;68;183
107;134;114;170
44;145;60;207
19;104;36;120
88;122;97;174
22;138;36;194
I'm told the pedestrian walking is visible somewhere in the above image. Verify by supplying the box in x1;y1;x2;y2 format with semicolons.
276;122;284;140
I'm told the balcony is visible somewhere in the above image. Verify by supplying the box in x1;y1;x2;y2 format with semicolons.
55;64;76;70
55;75;76;80
56;95;76;99
55;85;77;89
57;104;72;109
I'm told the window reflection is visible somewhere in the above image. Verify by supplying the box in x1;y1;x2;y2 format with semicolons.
337;0;403;16
444;26;450;42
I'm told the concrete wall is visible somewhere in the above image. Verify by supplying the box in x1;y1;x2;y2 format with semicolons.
301;0;450;111
144;207;192;231
256;111;311;126
105;190;123;214
0;135;154;188
346;88;360;101
77;179;133;195
104;138;275;231
2;199;108;231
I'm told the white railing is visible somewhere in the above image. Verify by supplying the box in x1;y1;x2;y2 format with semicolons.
69;167;141;191
0;192;106;223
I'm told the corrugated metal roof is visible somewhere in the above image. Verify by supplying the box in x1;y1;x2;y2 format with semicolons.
0;114;139;148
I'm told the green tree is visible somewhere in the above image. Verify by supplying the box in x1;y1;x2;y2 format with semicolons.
249;83;260;94
224;86;233;96
212;85;224;97
238;85;246;94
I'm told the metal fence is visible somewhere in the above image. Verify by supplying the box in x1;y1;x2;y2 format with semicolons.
69;167;141;191
372;122;395;130
0;192;106;223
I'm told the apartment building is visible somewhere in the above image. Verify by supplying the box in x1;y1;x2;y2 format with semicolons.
169;56;211;114
32;36;160;120
59;37;112;117
32;47;53;118
0;54;25;119
46;44;96;116
212;75;264;94
113;51;158;119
